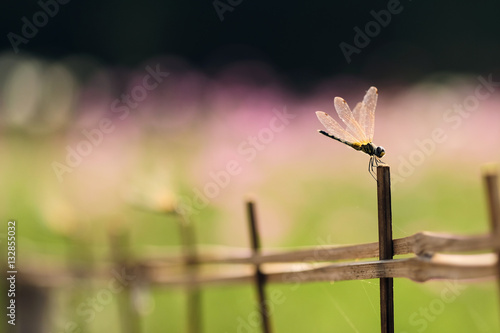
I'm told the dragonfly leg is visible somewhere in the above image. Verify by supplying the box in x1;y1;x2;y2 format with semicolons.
368;156;377;181
369;157;388;181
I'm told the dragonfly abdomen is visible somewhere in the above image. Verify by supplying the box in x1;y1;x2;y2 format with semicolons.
319;130;362;151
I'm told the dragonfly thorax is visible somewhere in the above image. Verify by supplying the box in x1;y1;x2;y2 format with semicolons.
361;143;385;158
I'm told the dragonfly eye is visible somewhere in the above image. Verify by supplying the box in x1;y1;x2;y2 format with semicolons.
375;146;385;158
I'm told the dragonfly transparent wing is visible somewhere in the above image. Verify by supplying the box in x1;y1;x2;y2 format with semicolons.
361;86;377;142
334;97;369;144
315;111;358;144
352;101;365;136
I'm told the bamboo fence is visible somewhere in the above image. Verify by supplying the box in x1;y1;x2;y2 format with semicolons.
11;165;500;333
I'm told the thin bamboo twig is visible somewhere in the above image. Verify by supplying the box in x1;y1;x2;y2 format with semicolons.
247;200;272;333
109;229;141;333
14;252;498;287
139;232;497;267
17;231;499;290
377;165;394;333
126;194;203;331
177;211;202;333
483;166;500;324
150;254;497;287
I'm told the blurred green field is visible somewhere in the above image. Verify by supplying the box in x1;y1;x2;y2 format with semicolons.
3;133;499;333
2;63;500;332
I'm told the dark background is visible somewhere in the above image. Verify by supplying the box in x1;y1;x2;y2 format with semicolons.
2;0;500;89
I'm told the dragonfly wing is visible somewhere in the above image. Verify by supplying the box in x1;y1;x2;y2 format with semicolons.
362;86;378;142
352;101;370;143
316;111;358;144
352;102;364;130
334;97;369;144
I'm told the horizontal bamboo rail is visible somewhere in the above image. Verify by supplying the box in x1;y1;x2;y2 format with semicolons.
11;232;499;288
148;253;497;287
140;231;497;266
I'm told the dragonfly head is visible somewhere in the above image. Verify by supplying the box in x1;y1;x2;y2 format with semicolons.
375;146;385;158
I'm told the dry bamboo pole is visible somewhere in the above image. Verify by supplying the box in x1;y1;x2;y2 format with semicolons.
377;165;394;333
149;253;497;287
177;212;202;333
15;250;498;288
126;198;203;332
483;166;500;322
246;200;272;333
139;232;496;267
109;229;141;333
19;231;499;290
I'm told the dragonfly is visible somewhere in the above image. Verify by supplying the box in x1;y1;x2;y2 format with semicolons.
316;86;385;179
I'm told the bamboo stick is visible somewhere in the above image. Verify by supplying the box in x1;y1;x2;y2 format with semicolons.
377;165;394;333
139;232;496;268
109;229;141;333
17;232;499;289
483;166;500;324
14;251;498;288
150;254;497;287
246;200;272;333
177;212;202;333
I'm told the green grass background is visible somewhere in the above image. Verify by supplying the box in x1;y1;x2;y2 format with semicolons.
2;127;500;333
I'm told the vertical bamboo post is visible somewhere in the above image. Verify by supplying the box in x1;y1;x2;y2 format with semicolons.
109;228;141;333
483;166;500;321
246;200;272;333
177;212;202;333
377;166;394;333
